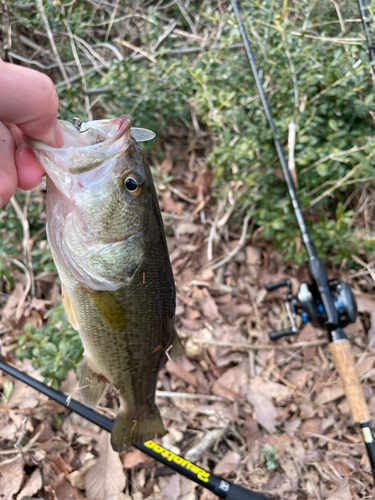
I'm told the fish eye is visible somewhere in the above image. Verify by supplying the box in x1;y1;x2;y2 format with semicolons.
124;176;143;196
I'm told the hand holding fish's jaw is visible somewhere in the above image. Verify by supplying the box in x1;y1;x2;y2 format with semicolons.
28;115;133;174
0;61;63;207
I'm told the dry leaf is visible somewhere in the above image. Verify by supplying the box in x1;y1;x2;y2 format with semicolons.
249;376;292;403
314;384;345;405
326;480;352;500
85;432;126;499
200;288;219;320
1;282;24;323
301;418;322;434
247;392;278;433
160;474;197;500
212;364;249;400
162;195;183;215
160;157;173;174
165;360;198;386
213;450;241;476
0;456;24;500
47;479;81;500
106;494;132;500
16;468;42;500
67;459;96;489
122;449;153;469
279;456;298;480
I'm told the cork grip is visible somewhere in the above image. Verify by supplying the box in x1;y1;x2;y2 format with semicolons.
329;340;369;422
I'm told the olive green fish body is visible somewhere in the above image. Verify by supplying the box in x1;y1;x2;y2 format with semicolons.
29;116;182;451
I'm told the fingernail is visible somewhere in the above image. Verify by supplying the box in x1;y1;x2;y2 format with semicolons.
54;121;64;148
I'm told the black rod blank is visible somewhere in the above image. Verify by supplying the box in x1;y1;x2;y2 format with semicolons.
230;0;315;260
357;0;375;81
0;359;269;500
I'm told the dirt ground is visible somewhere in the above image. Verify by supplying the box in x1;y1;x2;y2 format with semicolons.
1;127;375;500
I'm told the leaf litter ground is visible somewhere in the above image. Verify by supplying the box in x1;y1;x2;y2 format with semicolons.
1;131;375;500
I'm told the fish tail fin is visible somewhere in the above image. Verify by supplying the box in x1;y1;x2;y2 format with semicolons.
111;405;165;452
169;331;185;359
78;359;108;408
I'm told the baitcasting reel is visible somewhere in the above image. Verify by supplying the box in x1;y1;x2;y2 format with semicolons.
264;278;357;341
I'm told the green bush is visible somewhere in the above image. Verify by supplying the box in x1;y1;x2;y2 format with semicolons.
98;5;375;264
9;303;83;388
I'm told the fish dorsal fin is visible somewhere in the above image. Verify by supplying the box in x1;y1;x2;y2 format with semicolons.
86;290;127;331
131;128;156;142
62;286;78;330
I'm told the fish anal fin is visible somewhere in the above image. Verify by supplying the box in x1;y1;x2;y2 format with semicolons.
62;285;78;330
86;290;127;330
111;405;165;452
169;332;185;359
79;358;108;408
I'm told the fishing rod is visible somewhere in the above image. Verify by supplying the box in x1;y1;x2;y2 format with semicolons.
357;0;375;81
0;359;269;500
231;0;375;483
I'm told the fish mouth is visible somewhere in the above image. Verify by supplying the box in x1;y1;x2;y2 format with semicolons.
28;114;132;175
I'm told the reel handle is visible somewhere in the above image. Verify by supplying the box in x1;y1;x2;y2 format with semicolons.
265;279;290;292
269;327;295;341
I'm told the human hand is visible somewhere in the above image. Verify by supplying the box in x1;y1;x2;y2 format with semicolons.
0;61;64;208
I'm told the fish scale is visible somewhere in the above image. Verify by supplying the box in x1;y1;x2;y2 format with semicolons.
28;115;184;451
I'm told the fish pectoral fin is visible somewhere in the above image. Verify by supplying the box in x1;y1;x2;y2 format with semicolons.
86;290;127;331
169;332;185;359
111;405;165;452
78;359;108;408
62;285;78;330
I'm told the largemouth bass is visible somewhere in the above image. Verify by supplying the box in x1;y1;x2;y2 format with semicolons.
28;115;183;451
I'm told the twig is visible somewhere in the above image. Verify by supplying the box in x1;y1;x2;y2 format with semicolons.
288;120;297;188
207;201;223;262
291;31;364;44
55;43;245;87
0;454;22;466
114;38;157;63
64;21;92;120
94;42;123;61
330;0;346;34
0;426;44;459
10;259;31;322
309;64;365;104
35;0;71;88
105;0;120;42
153;20;178;50
288;428;363;447
175;1;196;34
351;254;375;285
210;213;251;271
69;33;111;68
300;145;364;175
185;428;226;462
167;183;197;204
155;391;227;402
189;338;326;351
9;196;34;296
310;153;375;206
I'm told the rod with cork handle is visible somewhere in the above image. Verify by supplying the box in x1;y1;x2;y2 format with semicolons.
231;0;375;482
